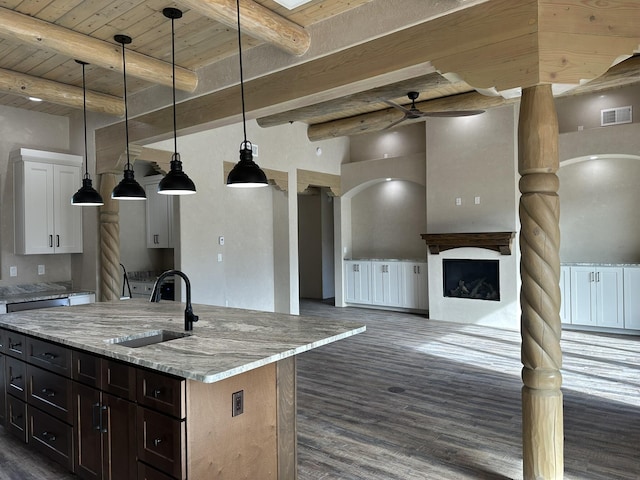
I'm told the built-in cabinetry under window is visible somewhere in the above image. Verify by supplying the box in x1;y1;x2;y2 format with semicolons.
141;175;175;249
560;264;639;331
345;260;428;312
12;148;83;255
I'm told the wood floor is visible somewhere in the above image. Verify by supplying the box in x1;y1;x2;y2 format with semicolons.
0;301;637;479
296;300;640;480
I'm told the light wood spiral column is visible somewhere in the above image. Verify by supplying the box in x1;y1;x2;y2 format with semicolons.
99;173;121;301
518;84;563;479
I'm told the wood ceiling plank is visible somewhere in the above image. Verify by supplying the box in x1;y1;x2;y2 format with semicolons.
14;0;58;17
255;0;373;27
32;0;84;22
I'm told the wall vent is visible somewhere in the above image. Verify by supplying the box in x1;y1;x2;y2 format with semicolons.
601;106;632;126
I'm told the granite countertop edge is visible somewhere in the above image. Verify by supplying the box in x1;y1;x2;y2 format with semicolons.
0;299;366;384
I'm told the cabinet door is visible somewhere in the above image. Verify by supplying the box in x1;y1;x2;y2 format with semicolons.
345;262;371;304
402;263;429;310
595;267;623;328
102;392;137;480
559;266;571;324
372;262;401;307
144;181;173;249
74;383;103;480
53;164;83;253
0;354;5;424
570;267;597;326
623;268;640;330
19;161;55;254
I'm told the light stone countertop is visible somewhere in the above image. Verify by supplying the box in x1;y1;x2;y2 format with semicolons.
0;281;93;305
0;299;365;384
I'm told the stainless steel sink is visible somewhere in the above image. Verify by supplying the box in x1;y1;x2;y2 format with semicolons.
107;330;191;348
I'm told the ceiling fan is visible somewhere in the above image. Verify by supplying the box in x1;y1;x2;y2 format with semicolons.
383;91;485;130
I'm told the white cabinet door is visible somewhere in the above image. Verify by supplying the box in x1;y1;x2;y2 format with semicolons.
53;164;83;253
570;267;597;326
559;266;571;324
344;261;371;304
143;176;174;249
402;262;428;310
371;262;402;307
623;268;640;329
14;158;82;254
595;267;623;328
570;266;623;328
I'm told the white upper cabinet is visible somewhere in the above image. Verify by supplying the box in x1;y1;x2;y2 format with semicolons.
142;175;174;249
13;149;83;254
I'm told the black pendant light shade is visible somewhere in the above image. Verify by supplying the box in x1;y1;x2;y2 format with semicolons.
226;0;268;188
158;8;196;196
72;60;104;206
111;34;146;201
227;141;268;188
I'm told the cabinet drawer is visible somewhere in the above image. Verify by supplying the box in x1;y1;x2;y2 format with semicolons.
72;350;101;387
28;405;74;471
0;329;6;352
137;407;186;480
102;358;136;401
137;370;185;419
6;332;26;359
137;462;176;480
27;365;73;424
6;356;27;400
27;337;72;377
6;394;27;442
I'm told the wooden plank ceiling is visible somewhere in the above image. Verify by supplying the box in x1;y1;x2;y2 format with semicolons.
1;0;639;140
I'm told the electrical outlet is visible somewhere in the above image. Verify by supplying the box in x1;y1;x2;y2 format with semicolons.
9;266;17;277
232;390;244;417
218;236;224;246
474;196;480;205
455;197;462;206
38;264;45;275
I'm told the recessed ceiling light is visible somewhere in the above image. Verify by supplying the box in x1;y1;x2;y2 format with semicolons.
272;0;313;10
28;97;43;102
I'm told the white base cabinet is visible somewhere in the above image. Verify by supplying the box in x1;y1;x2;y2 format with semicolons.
13;149;83;255
623;267;640;330
345;260;428;312
344;261;371;304
562;264;640;332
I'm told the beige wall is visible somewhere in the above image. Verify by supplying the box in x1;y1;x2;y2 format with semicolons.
0;105;73;286
147;120;347;312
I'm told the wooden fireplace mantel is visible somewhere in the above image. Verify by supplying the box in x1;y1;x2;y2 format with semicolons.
420;232;515;255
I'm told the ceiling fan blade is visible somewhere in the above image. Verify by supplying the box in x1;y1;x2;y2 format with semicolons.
382;116;408;130
383;99;413;116
419;109;485;117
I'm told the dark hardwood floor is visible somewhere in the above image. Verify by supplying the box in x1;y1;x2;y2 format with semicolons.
0;301;637;479
297;300;640;480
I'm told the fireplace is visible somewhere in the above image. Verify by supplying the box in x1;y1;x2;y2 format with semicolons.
443;259;500;301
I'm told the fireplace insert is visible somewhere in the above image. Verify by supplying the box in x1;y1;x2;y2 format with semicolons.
443;259;500;301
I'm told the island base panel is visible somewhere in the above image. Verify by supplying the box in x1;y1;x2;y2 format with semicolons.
186;362;278;479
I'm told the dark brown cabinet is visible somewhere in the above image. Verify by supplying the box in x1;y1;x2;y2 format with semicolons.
74;382;137;480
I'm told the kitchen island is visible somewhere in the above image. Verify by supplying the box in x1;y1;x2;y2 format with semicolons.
0;299;365;480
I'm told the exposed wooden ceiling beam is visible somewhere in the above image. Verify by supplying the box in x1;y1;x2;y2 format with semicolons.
0;7;198;92
175;0;310;56
0;68;124;116
558;54;640;97
307;92;514;141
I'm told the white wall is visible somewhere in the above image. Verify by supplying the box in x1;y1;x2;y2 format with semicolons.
0;106;72;286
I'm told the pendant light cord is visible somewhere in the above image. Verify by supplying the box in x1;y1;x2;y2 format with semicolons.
236;0;248;145
122;41;131;170
171;16;178;157
81;62;89;179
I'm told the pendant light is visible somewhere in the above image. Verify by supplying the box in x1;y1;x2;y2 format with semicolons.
226;0;268;188
111;34;146;200
72;60;104;206
158;7;196;196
